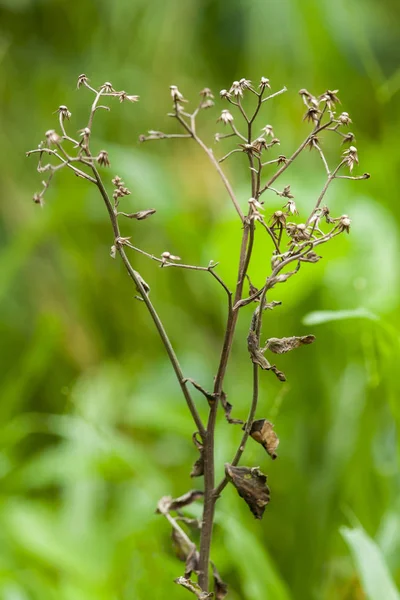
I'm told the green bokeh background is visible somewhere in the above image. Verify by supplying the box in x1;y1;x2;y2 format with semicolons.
1;1;400;598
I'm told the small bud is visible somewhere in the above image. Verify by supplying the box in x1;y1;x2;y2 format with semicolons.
33;193;44;207
161;251;181;265
97;150;110;167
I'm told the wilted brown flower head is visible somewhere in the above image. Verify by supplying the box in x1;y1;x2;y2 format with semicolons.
319;89;340;109
97;150;110;167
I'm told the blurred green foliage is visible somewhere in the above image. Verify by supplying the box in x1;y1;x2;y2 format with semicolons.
0;0;400;598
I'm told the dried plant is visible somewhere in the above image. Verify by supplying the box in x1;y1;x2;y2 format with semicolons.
27;75;369;597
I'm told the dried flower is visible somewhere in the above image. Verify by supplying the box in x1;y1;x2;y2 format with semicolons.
100;82;114;93
252;138;268;153
200;88;214;99
219;89;231;99
239;78;252;90
319;89;340;109
229;81;243;97
303;106;321;124
307;134;320;150
45;129;61;146
343;146;359;172
117;91;139;103
321;205;335;224
261;124;274;137
56;105;71;120
97;150;110;167
281;185;294;199
248;197;264;211
161;251;181;264
77;74;89;88
217;110;234;125
341;132;356;145
259;77;271;90
170;85;187;103
337;214;351;233
277;155;288;165
338;111;352;126
284;199;298;215
269;210;286;228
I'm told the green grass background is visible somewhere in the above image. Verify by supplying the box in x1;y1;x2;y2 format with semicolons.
0;0;400;598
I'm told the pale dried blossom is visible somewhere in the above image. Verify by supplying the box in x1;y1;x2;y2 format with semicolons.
170;85;187;103
259;77;271;90
77;73;89;88
343;146;359;172
338;111;352;126
161;251;181;264
217;110;234;125
200;88;214;100
248;197;264;211
219;89;231;99
100;82;115;93
337;214;351;233
283;199;298;215
229;81;243;97
45;129;61;146
261;124;274;137
56;105;71;120
117;91;139;103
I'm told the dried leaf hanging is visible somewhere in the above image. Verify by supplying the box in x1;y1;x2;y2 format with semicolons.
190;432;204;478
225;463;270;519
264;334;315;354
211;562;228;599
157;490;204;514
249;419;279;459
175;577;213;599
221;391;244;425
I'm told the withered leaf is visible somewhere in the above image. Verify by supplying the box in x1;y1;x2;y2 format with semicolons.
249;419;279;459
190;432;204;478
175;577;213;599
221;391;244;425
184;546;200;579
119;208;156;220
157;490;204;514
225;463;270;519
264;334;315;354
247;330;286;382
171;527;192;562
211;562;228;599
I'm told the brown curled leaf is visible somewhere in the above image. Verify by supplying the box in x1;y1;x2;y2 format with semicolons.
211;562;228;599
184;546;200;579
249;419;279;459
247;330;286;382
190;432;204;478
221;391;244;425
175;577;213;599
225;463;270;519
264;334;315;354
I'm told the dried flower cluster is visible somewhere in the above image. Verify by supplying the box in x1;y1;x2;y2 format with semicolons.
27;74;369;598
